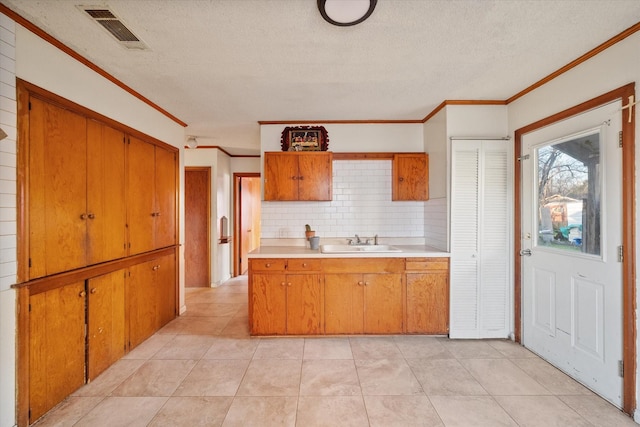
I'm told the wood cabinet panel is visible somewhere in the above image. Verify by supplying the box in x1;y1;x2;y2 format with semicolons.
154;146;177;248
363;273;403;333
29;282;86;423
263;152;332;201
157;253;177;328
127;259;157;349
285;274;322;334
127;136;156;255
406;271;449;334
324;274;364;334
86;120;127;264
251;273;287;335
29;98;88;278
87;269;126;381
393;153;429;201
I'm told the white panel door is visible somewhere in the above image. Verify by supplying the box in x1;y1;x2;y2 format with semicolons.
450;139;511;338
521;101;623;407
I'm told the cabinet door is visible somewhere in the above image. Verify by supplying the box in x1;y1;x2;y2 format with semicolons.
154;146;177;248
127;137;156;255
364;273;403;333
87;269;126;380
392;153;429;201
286;274;322;334
264;152;298;200
251;273;287;334
29;98;87;278
298;152;332;201
156;253;177;328
324;274;364;334
29;282;86;423
86;121;127;264
406;272;449;334
127;260;157;349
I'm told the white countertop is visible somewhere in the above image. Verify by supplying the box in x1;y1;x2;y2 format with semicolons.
248;245;450;258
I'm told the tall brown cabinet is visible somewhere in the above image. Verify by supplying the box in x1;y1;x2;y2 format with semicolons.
16;80;179;426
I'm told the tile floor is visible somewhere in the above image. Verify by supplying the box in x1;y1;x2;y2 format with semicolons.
33;275;636;426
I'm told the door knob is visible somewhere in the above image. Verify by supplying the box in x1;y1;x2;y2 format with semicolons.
520;249;532;256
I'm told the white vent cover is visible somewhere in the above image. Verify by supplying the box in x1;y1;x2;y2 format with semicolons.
79;6;148;50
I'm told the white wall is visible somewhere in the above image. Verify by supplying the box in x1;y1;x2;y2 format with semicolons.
505;31;640;420
0;12;17;427
423;109;448;250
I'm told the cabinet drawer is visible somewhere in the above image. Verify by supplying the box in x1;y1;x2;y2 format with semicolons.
250;259;286;271
405;257;449;271
287;259;321;271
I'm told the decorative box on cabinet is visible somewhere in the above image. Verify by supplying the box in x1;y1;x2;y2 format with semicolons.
28;99;127;279
263;152;333;201
249;258;322;335
392;153;429;201
405;257;449;334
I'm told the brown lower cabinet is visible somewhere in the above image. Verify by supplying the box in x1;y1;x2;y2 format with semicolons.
26;251;177;425
405;258;450;334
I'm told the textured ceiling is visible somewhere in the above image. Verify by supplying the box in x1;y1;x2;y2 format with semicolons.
3;0;640;155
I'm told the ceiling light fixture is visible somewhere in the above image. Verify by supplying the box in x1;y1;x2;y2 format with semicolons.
186;136;198;149
317;0;377;26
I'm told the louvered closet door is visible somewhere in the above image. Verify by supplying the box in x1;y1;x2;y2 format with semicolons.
450;139;510;338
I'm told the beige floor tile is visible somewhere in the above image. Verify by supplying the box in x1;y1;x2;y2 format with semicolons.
173;359;249;396
460;359;551;396
495;395;591;426
152;334;216;359
303;337;353;359
222;396;297;427
486;339;538;358
148;396;233;427
393;335;454;359
182;302;241;317
236;359;302;396
219;316;251;338
31;397;103;427
364;395;444;427
253;337;304;359
202;336;259;359
350;336;403;359
72;359;145;397
439;339;505;359
73;396;168;427
512;358;593;395
178;316;232;335
356;359;423;395
559;395;637;426
296;396;369;427
430;396;517;426
111;359;197;397
123;333;176;360
157;316;188;334
406;358;487;396
299;359;361;396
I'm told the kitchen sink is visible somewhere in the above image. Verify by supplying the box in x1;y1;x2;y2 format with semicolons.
320;244;402;253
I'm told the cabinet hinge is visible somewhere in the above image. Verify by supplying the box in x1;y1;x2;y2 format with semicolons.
619;360;624;377
28;101;32;110
619;131;623;148
28;303;31;312
618;245;624;262
28;258;32;268
517;154;530;161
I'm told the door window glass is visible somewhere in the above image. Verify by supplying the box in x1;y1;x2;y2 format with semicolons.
535;130;601;256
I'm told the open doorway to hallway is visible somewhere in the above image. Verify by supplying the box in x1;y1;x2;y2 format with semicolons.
234;173;261;276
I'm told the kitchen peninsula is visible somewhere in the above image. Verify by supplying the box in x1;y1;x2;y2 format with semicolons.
248;244;450;336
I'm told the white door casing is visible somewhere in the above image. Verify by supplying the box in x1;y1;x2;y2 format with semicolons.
521;101;623;407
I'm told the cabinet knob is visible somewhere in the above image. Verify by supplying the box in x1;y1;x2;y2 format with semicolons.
156;212;161;217
364;281;370;286
153;265;160;271
287;282;292;287
358;281;364;286
291;176;298;180
151;212;156;217
302;263;307;267
265;263;271;268
280;282;286;286
298;175;304;180
90;288;97;294
88;213;95;219
399;177;404;182
79;290;86;297
80;213;87;220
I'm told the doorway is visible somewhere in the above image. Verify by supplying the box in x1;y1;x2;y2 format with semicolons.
515;84;636;413
185;167;211;287
234;173;261;276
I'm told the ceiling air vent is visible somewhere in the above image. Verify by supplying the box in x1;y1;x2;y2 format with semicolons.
80;6;148;50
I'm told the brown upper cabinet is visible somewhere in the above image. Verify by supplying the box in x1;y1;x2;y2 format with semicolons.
392;153;429;201
263;151;333;201
127;137;177;255
28;99;127;279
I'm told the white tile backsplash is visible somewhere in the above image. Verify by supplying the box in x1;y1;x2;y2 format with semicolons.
261;160;427;239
